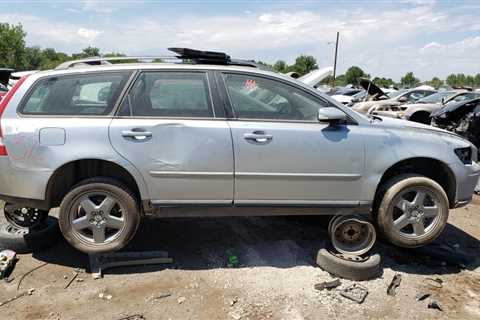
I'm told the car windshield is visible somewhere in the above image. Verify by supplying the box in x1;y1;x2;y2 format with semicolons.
387;89;407;98
351;91;366;100
417;91;456;104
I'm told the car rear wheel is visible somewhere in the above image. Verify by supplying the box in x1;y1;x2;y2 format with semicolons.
376;174;449;248
59;177;140;254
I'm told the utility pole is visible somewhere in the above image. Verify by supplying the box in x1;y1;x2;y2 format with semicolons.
332;32;339;88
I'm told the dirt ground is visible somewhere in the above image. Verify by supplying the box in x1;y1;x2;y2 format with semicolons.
1;197;479;320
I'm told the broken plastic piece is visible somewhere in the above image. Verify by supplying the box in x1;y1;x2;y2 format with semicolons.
0;250;16;279
428;300;443;311
340;284;368;304
387;274;402;296
314;279;341;291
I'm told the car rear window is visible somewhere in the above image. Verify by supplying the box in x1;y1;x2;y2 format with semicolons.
20;71;131;116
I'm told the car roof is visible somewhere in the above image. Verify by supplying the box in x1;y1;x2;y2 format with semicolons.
27;62;295;84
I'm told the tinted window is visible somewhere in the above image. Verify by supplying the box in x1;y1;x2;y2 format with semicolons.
22;72;131;115
223;73;330;121
123;72;213;117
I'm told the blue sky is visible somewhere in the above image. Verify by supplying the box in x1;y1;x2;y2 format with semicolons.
1;0;480;80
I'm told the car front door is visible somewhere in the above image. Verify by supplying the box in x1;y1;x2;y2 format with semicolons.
219;72;366;206
109;70;234;205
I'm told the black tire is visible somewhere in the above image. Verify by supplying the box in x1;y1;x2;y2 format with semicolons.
0;216;60;253
316;248;382;281
376;174;449;248
59;177;140;254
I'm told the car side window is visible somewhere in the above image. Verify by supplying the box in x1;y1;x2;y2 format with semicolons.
21;72;131;115
120;71;213;118
223;73;330;121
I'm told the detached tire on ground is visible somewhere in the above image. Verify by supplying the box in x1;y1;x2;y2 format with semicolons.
316;248;382;281
376;174;449;248
59;177;140;254
0;216;60;253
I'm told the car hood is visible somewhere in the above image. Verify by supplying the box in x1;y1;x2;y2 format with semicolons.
372;115;467;140
352;98;399;113
359;78;388;99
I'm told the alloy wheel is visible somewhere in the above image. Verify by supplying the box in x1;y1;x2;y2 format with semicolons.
391;187;440;238
69;192;127;244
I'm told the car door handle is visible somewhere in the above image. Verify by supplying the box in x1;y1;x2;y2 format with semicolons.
121;129;152;140
243;131;273;144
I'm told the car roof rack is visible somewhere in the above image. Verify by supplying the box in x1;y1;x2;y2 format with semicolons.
168;47;260;68
55;48;261;70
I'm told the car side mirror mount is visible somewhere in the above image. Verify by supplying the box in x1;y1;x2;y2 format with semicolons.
398;96;408;103
441;97;445;105
318;107;347;123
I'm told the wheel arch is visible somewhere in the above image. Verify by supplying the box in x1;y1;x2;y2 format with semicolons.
373;157;456;211
45;158;148;209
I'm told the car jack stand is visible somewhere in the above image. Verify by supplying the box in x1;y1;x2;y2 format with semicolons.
89;250;173;279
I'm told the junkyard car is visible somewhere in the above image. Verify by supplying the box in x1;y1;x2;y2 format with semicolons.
374;90;480;124
431;97;480;149
0;49;479;254
351;79;436;114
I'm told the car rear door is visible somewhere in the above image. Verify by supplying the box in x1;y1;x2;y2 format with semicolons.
218;72;367;206
109;70;234;205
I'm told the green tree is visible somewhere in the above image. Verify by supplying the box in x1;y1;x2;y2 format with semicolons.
24;46;43;70
344;66;367;85
290;55;318;76
0;23;27;70
475;74;480;87
446;74;457;87
372;77;394;88
427;77;443;89
72;46;101;59
273;60;288;73
400;72;419;88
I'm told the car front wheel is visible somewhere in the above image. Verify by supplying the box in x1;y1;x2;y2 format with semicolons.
376;174;449;248
59;177;140;254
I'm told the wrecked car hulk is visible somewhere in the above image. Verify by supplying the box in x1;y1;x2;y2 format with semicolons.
431;97;480;149
0;48;479;254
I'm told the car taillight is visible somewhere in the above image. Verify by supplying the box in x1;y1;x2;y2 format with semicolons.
0;76;28;156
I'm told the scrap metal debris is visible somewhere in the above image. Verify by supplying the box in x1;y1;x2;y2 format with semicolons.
314;279;341;291
64;272;79;289
415;293;431;301
428;300;443;311
387;274;402;296
153;293;171;300
339;284;368;304
0;250;16;279
89;251;173;279
16;262;48;291
0;291;28;307
116;314;145;320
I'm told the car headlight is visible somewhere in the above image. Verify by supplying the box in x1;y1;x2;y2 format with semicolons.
455;147;475;164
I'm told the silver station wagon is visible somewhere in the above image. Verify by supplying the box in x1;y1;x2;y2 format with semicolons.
0;48;478;254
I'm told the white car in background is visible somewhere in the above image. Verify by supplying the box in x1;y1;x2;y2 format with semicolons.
400;90;480;124
352;79;436;114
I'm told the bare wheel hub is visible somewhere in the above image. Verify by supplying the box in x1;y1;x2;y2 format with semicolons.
3;203;47;229
329;215;376;255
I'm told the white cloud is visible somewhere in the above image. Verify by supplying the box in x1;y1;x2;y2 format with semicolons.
77;28;102;41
